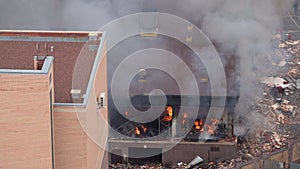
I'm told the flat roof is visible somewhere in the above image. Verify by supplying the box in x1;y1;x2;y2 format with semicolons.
0;30;101;38
0;30;103;103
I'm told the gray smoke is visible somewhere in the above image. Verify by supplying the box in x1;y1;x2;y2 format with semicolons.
0;0;294;135
189;0;292;136
0;0;117;30
174;0;292;136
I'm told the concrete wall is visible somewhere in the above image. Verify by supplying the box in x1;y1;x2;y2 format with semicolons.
0;69;53;168
163;142;236;165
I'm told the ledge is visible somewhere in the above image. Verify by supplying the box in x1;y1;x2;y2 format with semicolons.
0;56;54;75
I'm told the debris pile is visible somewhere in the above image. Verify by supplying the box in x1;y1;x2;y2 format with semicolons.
109;163;165;169
178;35;300;169
226;37;300;167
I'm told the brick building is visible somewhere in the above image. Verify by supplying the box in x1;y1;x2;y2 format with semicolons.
0;30;108;169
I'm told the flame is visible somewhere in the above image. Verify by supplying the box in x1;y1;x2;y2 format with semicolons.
135;127;141;135
163;106;173;122
193;119;216;134
194;121;201;130
194;120;203;130
141;125;147;133
124;111;128;116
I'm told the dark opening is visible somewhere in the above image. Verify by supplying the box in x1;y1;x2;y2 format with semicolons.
210;146;221;152
110;149;123;164
128;147;162;164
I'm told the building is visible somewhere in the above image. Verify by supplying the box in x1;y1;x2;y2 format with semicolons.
0;28;241;169
1;27;300;168
0;30;108;169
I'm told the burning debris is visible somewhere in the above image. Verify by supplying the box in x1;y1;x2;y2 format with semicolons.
162;106;173;122
134;125;148;136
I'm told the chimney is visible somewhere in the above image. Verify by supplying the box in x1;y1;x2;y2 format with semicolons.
33;56;46;70
34;56;38;70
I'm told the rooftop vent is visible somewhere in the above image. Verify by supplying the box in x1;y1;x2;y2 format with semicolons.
89;32;98;41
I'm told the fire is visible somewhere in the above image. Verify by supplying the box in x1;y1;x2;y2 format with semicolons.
135;127;141;135
141;125;147;133
163;106;173;122
193;119;216;134
194;121;201;130
134;125;147;136
124;111;128;116
194;120;203;130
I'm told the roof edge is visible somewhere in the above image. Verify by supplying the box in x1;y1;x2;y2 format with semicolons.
0;56;54;75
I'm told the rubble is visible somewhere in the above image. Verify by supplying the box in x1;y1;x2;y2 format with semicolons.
227;36;300;167
186;156;204;169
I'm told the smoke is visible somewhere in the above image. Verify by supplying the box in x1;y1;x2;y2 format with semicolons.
0;0;294;135
0;0;62;30
185;0;292;135
0;0;117;30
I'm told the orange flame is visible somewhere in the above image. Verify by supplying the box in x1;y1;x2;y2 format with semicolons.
163;106;173;122
193;119;216;134
141;125;147;133
194;120;203;130
124;111;129;116
194;121;201;130
193;119;218;134
135;127;141;135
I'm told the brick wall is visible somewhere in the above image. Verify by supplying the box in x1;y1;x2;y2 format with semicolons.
53;110;87;169
53;41;108;169
0;72;53;168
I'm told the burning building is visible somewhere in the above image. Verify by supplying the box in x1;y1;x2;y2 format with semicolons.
1;0;300;169
0;24;240;168
105;12;240;166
